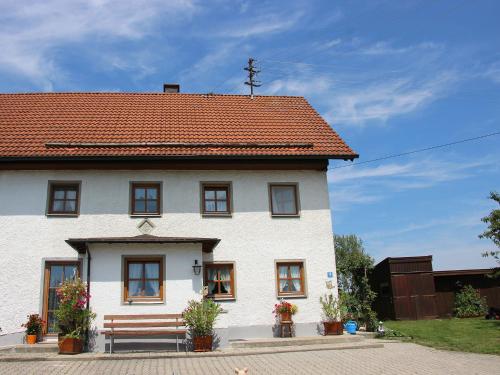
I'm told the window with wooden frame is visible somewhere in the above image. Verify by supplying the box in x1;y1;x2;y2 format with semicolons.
276;261;306;297
47;181;81;215
204;263;235;299
201;183;231;215
124;257;164;302
269;184;299;216
130;182;161;216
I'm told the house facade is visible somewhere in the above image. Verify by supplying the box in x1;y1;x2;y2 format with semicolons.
0;90;357;351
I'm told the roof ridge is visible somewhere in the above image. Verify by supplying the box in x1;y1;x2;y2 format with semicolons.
0;92;306;99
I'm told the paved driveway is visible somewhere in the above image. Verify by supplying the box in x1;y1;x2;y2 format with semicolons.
0;342;498;374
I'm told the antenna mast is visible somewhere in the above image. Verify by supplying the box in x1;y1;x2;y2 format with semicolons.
244;57;261;99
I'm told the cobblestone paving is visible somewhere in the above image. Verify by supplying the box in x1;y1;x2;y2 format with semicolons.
0;342;498;375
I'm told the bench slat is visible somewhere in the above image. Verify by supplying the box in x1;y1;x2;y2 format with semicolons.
104;321;185;328
104;314;182;320
102;329;187;336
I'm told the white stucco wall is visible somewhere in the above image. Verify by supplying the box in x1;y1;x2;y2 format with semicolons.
0;169;337;338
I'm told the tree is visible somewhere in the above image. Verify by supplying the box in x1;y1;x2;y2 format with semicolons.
334;234;377;329
478;191;500;278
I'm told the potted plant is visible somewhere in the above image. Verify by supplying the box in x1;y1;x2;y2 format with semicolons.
54;278;95;354
273;299;298;322
319;294;346;335
22;314;44;344
183;299;222;352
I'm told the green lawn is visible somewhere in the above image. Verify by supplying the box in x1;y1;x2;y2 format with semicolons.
383;318;500;355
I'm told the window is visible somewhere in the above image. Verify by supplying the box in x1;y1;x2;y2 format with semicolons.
130;182;161;216
269;184;299;216
124;257;164;302
201;183;231;215
204;263;235;299
276;261;306;297
47;182;80;215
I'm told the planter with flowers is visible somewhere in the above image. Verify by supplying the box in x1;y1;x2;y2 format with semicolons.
54;278;95;354
183;299;223;352
319;294;347;335
273;300;298;322
22;314;44;344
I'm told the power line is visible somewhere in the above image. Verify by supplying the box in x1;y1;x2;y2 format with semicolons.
330;131;500;170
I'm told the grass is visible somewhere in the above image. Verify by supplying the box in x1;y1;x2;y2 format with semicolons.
382;318;500;355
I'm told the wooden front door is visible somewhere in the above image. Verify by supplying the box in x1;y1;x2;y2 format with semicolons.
42;261;81;334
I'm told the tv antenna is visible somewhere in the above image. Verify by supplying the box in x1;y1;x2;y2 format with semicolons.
244;57;261;99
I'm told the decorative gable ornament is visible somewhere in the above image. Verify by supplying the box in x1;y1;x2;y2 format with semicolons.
137;219;155;235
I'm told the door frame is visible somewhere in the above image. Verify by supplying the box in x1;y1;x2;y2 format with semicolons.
42;260;82;335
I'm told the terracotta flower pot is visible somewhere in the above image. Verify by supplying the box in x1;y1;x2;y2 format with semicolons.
280;311;292;322
26;334;37;344
323;321;343;335
58;336;83;355
193;335;213;352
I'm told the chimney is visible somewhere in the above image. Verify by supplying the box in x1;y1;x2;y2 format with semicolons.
163;83;180;93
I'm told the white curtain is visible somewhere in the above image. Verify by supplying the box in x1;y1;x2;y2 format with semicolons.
145;263;159;279
219;268;231;294
290;266;301;291
272;186;295;214
129;263;142;278
279;266;289;292
144;280;159;296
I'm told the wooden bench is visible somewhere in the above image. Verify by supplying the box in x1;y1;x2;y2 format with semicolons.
102;314;187;353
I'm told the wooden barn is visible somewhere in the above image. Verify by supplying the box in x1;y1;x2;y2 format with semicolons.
370;256;500;320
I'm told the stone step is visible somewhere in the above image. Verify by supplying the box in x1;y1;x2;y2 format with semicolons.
229;334;362;349
7;344;59;353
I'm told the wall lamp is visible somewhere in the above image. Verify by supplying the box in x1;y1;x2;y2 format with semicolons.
192;260;202;275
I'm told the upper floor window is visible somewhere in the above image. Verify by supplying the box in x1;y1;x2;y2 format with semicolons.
201;183;231;216
130;182;161;216
269;183;299;216
47;181;81;216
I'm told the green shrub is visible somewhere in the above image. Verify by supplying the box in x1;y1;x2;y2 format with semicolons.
454;285;488;318
183;299;223;337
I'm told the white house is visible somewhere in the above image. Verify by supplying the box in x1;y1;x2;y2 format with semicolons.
0;87;357;351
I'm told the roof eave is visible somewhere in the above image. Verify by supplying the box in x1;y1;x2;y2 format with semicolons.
0;153;359;162
66;235;221;254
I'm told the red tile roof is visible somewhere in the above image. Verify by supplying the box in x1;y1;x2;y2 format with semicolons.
0;93;357;159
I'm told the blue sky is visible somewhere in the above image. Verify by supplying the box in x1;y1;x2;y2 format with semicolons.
1;0;499;270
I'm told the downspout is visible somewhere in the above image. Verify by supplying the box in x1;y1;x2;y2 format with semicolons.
85;246;91;350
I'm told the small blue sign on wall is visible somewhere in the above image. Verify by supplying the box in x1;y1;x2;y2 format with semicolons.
327;272;333;278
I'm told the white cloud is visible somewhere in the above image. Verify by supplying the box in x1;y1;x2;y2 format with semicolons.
328;155;499;208
323;72;458;125
356;41;441;56
0;0;198;89
483;61;500;84
216;10;303;38
329;187;382;211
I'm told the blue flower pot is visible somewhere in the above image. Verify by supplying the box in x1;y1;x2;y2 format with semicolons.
344;320;357;335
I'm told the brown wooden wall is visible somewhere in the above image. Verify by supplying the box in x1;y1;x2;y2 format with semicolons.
370;256;437;320
434;272;500;318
